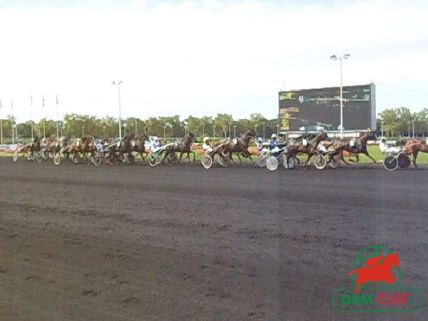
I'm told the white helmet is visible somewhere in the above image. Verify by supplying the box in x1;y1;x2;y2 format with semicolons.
154;136;159;141
271;133;277;139
203;136;210;143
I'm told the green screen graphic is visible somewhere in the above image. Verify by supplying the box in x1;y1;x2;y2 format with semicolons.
279;84;375;131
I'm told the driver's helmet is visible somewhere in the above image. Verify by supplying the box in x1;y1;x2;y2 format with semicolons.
153;136;159;142
203;136;210;143
381;137;386;143
271;134;277;139
257;137;263;143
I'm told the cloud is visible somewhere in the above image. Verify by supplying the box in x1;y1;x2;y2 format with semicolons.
0;0;427;122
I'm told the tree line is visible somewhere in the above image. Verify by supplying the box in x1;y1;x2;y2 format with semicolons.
377;107;428;137
1;107;427;143
0;113;279;142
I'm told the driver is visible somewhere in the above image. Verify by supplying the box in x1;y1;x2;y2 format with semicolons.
202;137;213;153
269;134;282;157
317;142;327;154
269;134;278;149
379;138;400;154
256;137;264;153
151;136;162;153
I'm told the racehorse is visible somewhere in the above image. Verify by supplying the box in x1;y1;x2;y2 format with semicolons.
13;136;41;161
402;138;428;168
117;134;135;164
131;134;150;161
66;136;96;164
221;129;256;163
334;130;377;165
291;131;329;166
162;132;196;164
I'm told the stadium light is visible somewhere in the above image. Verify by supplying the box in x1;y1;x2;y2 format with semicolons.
112;81;123;140
330;53;350;138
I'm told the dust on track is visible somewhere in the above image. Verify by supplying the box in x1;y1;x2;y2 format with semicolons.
1;158;427;321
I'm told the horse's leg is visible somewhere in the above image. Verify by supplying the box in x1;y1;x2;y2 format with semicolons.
303;154;313;167
363;151;377;164
412;150;419;168
178;152;183;163
187;152;191;163
355;153;360;163
340;150;350;165
161;151;169;165
192;151;196;162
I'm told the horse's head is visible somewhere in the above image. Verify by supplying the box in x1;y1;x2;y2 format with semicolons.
310;131;328;146
245;129;256;138
359;129;376;143
187;132;195;141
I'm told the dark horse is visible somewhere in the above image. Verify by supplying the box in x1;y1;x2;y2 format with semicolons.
131;134;150;161
163;132;196;164
291;131;329;166
335;130;377;165
403;138;428;168
13;136;41;161
221;129;256;163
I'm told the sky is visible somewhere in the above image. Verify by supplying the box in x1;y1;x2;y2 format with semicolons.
0;0;427;122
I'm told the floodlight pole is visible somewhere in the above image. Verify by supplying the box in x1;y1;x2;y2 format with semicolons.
112;81;123;140
331;54;350;139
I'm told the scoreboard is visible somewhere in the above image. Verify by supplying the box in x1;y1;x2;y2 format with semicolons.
278;83;376;132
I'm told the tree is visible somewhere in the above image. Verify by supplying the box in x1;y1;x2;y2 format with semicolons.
379;109;398;137
214;113;233;137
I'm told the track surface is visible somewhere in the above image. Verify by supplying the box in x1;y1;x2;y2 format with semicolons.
1;158;427;321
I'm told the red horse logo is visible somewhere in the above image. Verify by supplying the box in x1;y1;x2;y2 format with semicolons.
348;253;400;293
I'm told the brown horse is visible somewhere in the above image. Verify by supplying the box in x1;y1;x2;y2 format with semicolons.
403;138;428;168
335;130;377;165
291;132;329;166
13;136;41;161
221;129;256;163
163;132;196;164
131;134;150;161
66;136;95;164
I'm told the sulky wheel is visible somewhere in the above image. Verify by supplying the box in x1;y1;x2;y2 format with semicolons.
256;153;269;168
12;150;18;162
314;154;327;170
53;153;61;166
149;154;162;167
397;153;411;169
92;152;103;167
266;156;279;171
201;154;213;169
383;155;398;171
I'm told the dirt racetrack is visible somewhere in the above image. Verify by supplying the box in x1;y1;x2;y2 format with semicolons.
1;158;427;321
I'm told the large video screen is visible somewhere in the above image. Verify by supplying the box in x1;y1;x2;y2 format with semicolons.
279;84;375;131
